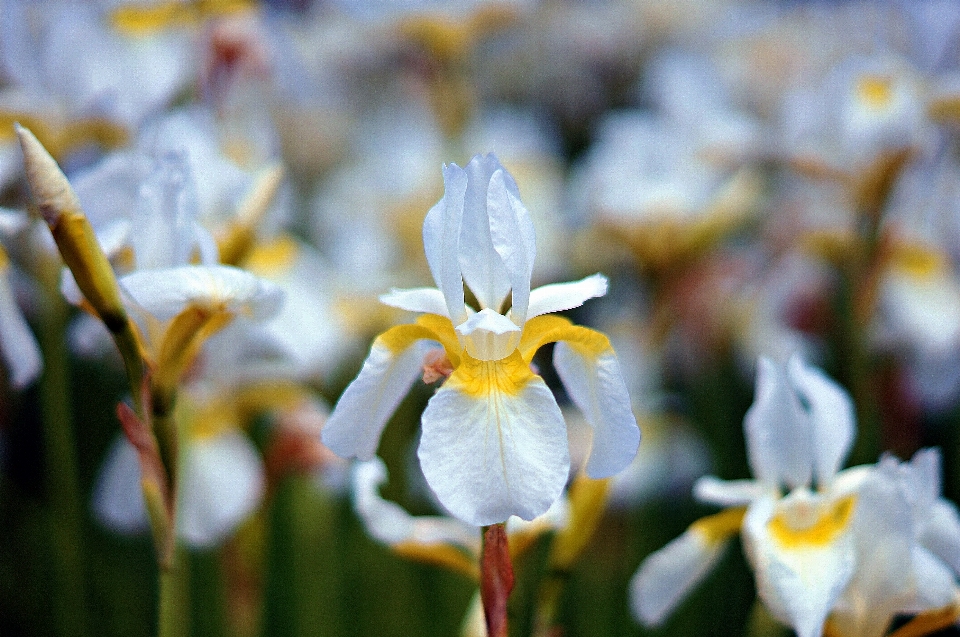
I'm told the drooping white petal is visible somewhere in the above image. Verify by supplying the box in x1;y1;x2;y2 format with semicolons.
177;430;264;548
418;369;569;526
0;267;42;388
352;458;479;551
694;476;774;507
526;274;609;320
486;167;536;325
788;356;855;487
322;337;435;460
922;500;960;575
553;340;639;478
458;155;513;312
907;545;959;613
379;287;449;317
630;520;734;626
830;463;917;637
91;435;149;534
120;265;283;321
742;493;856;637
744;357;813;490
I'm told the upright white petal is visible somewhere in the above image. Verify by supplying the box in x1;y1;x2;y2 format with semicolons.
418;371;569;526
744;357;813;490
120;265;283;321
553;341;639;478
423;165;467;324
0;267;41;388
458;155;513;312
177;431;264;548
788;356;855;487
486;167;536;325
322;338;435;460
630;523;734;626
526;274;609;320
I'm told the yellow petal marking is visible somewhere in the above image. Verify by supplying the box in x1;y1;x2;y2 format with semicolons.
768;495;856;549
1;112;128;157
154;304;233;396
690;507;747;545
374;322;441;355
415;313;462;367
886;603;960;637
392;541;480;581
519;314;613;364
444;350;535;399
887;242;950;280
242;235;299;276
549;474;611;570
110;0;254;35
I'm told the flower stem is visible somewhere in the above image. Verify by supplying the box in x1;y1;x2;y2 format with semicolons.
36;259;90;637
480;523;513;637
158;545;190;637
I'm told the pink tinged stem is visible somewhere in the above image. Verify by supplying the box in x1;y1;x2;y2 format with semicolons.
481;523;515;637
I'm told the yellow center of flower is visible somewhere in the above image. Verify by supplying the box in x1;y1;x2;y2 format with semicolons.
768;495;856;548
857;75;894;110
445;350;535;399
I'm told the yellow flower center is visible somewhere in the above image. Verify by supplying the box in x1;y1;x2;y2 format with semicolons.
445;350;535;399
856;75;894;110
768;495;856;548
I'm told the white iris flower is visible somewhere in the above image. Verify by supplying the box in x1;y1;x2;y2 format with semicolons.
322;153;640;526
631;355;865;637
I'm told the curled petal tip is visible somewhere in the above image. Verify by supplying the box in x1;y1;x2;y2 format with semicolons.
15;124;81;226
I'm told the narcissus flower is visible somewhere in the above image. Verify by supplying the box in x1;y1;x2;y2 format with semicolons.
322;153;640;526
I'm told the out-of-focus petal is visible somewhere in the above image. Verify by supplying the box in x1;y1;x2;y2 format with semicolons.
526;274;608;320
177;430;264;548
923;501;960;575
322;324;438;460
91;435;149;534
788;356;855;487
353;458;478;551
630;508;743;626
830;463;917;637
694;476;773;507
418;352;569;525
120;264;282;321
743;493;856;637
0;264;41;388
552;327;639;478
423;164;467;324
744;357;812;490
486;166;536;324
379;287;448;317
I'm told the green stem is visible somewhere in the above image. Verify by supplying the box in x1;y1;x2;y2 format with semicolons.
158;546;190;637
36;263;90;637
